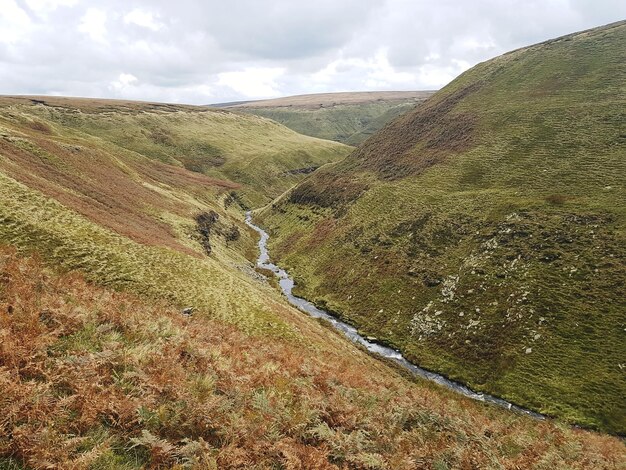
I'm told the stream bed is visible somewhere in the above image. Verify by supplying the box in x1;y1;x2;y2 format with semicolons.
245;212;544;420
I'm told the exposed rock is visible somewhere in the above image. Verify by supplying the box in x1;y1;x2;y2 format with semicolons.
182;307;194;316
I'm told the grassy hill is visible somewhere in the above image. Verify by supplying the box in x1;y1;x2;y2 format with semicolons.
3;249;625;468
0;96;351;207
0;92;625;469
258;21;626;434
0;99;624;467
222;91;434;145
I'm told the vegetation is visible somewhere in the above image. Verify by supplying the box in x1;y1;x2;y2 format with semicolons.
259;21;626;434
224;91;434;145
0;28;624;465
0;96;351;207
2;248;625;468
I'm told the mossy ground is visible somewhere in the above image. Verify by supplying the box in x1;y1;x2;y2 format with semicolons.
236;99;429;146
0;96;351;207
259;22;626;434
0;37;624;465
1;248;625;468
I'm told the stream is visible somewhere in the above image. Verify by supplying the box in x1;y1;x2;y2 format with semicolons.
245;211;545;420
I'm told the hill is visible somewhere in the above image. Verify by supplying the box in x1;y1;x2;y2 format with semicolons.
0;96;351;207
1;95;624;467
221;91;434;145
258;21;626;434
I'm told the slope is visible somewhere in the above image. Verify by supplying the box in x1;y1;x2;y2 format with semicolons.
223;91;434;145
1;98;624;467
3;249;626;468
0;96;351;207
258;21;626;434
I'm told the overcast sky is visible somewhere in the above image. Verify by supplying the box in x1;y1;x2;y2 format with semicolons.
1;0;624;104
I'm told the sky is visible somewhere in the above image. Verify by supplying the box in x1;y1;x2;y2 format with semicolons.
0;0;624;104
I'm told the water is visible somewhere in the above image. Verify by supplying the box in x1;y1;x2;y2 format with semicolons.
245;212;545;419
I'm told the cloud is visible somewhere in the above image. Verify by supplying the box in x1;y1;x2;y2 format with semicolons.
110;72;138;91
78;8;108;43
0;0;624;103
310;49;416;91
124;8;164;31
217;67;285;98
0;0;32;44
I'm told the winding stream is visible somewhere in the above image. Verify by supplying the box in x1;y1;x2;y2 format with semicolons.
245;212;544;420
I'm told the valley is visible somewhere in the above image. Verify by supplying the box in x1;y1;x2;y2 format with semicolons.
220;91;434;145
246;212;546;420
258;21;626;435
0;20;624;470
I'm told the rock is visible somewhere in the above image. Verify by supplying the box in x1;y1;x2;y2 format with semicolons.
423;276;442;287
182;307;194;316
525;347;532;354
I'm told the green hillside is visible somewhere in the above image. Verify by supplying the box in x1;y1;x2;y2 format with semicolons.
258;21;626;434
224;91;434;145
0;96;351;207
3;95;624;467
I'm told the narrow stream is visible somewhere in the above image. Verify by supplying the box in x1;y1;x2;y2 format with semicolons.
245;211;545;420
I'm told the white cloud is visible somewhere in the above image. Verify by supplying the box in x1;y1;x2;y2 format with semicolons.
364;49;416;88
0;0;32;44
0;0;624;103
25;0;78;11
78;8;108;43
110;73;138;92
417;61;471;89
124;9;164;31
310;50;417;91
217;67;285;98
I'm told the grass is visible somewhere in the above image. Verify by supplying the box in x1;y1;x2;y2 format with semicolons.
259;21;626;434
0;96;351;207
0;60;624;465
228;92;434;145
1;247;625;468
0;172;297;338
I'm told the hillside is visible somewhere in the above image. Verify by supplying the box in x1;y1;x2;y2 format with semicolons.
222;91;434;145
3;251;625;468
2;97;624;467
258;21;626;434
0;96;351;207
0;98;625;469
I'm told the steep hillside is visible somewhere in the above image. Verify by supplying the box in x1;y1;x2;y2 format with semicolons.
2;98;624;467
3;250;625;468
0;96;351;207
223;91;434;145
259;21;626;434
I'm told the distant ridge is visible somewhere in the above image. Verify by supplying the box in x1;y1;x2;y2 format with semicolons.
216;90;434;109
219;90;435;145
208;99;255;107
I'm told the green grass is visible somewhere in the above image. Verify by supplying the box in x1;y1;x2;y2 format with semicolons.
259;21;626;434
0;173;296;339
0;97;350;207
236;100;419;145
0;87;625;466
